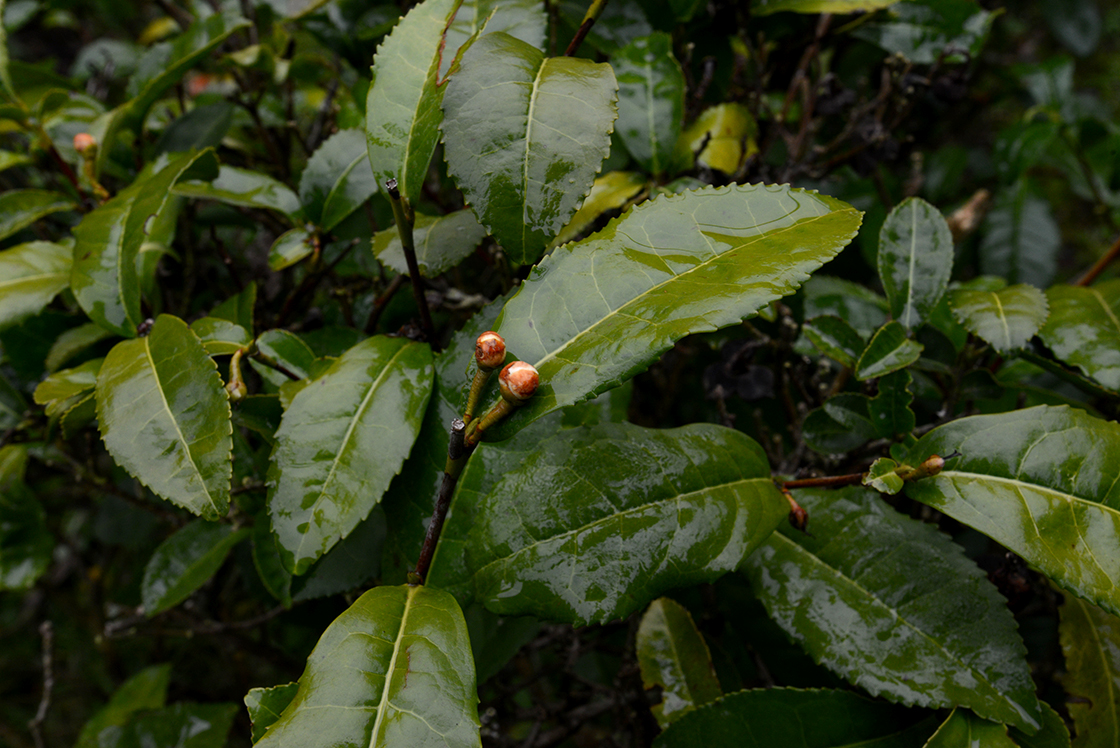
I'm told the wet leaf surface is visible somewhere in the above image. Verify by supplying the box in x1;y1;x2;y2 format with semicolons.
637;597;722;728
1039;280;1120;391
877;197;953;329
1060;596;1120;748
141;519;248;616
951;282;1049;353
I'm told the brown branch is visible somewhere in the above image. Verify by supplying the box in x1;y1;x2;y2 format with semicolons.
412;419;468;584
564;0;608;57
1075;233;1120;287
781;473;865;490
385;178;438;349
365;274;406;334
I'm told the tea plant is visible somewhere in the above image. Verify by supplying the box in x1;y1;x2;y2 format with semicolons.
2;1;1119;747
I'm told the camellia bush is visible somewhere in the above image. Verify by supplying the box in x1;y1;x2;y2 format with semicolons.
2;0;1120;746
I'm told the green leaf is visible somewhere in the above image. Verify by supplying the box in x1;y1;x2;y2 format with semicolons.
980;180;1059;288
653;687;935;748
852;0;998;64
0;0;18;106
484;184;861;439
95;314;233;519
441;31;618;265
250;515;291;606
802;275;889;338
742;487;1042;730
46;322;114;372
863;458;905;494
0;445;53;591
1010;702;1071;748
0;189;76;242
155;101;234;155
1038;281;1120;391
0;373;25;430
95;702;237;748
550;170;646;249
190;318;252;357
75;665;172;748
365;0;460;205
870;369;915;438
299;128;378;231
254;585;481;748
924;708;1019;748
443;0;546;77
904;405;1120;617
877;197;953;329
60;392;97;438
268;227;315;272
1042;0;1100;57
72;150;219;337
268;336;433;574
289;510;386;602
0;149;32;172
1061;596;1120;748
613;33;684;176
255;329;315;380
141;519;248;616
34;357;102;415
802;393;877;454
803;315;865;368
0;240;73;329
174;165;302;219
672;103;757;175
373;209;489;277
855;321;923;381
211;282;256;331
637;597;722;728
951;283;1049;353
468;422;788;626
245;683;298;744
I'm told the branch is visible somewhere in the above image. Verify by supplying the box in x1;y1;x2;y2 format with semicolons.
385;178;438;349
27;621;54;748
1074;233;1120;287
565;0;608;57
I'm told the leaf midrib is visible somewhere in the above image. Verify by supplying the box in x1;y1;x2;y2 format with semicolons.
369;586;416;747
519;54;548;250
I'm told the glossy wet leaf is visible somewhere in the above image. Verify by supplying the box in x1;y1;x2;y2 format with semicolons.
46;323;113;372
614;33;684;176
289;509;386;602
673;103;757;175
60;392;97;438
254;585;481;748
299;128;377;231
468;422;788;626
803;315;865;368
268;227;315;272
95;314;233;519
441;31;618;265
742;487;1042;730
925;708;1018;748
251;514;291;606
0;190;75;242
870;370;915;438
1010;702;1072;748
95;702;237;748
637;597;722;728
442;0;546;78
877;197;953;329
863;458;905;494
34;357;101;415
72;150;218;337
255;329;315;381
855;321;923;381
653;687;934;748
141;519;248;616
0;240;73;329
550;170;645;249
0;445;53;591
980;180;1059;288
951;283;1049;353
75;664;171;748
373;209;489;277
1060;596;1120;748
484;184;862;439
268;336;433;574
174;165;302;219
1038;281;1120;391
190;317;251;356
365;0;459;204
852;0;998;64
802;393;876;454
245;683;298;743
904;405;1120;617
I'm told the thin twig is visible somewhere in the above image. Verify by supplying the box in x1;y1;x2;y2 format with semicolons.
27;621;54;748
781;473;865;490
1074;234;1120;286
564;0;608;57
412;419;468;584
385;178;438;348
365;274;406;334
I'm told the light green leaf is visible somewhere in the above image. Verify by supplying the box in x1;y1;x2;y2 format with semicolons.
852;0;998;64
245;683;298;743
189;317;251;356
549;170;645;249
255;585;481;748
0;149;32;172
742;487;1042;731
613;33;685;176
863;458;905;494
441;31;618;265
0;189;76;242
877;197;953;329
255;329;315;380
855;321;923;381
34;357;102;415
365;0;460;204
75;665;172;748
803;315;865;368
924;708;1019;748
141;520;248;616
72;150;219;337
174;165;302;219
468;422;788;626
268;227;315;272
299;128;378;231
751;0;895;14
672;103;757;175
637;597;722;728
268;336;433;574
483;183;861;439
0;240;73;329
803;393;876;454
1038;281;1120;391
951;283;1049;353
95;314;233;519
442;0;546;77
653;688;935;748
373;208;489;277
1060;597;1120;748
46;322;114;372
980;180;1059;288
904;405;1120;617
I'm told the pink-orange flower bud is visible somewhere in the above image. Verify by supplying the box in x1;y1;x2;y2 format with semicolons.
475;331;506;371
498;361;539;404
73;133;97;157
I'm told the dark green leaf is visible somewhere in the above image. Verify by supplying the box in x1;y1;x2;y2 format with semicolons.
299;128;377;230
72;150;219;337
154;101;234;155
0;189;75;242
801;275;889;338
1009;702;1071;748
1038;281;1120;391
1041;0;1100;57
877;197;953;329
550;170;646;249
373;209;489;277
254;585;481;748
468;423;788;626
905;405;1120;617
189;317;251;356
251;514;291;606
653;687;934;748
637;597;722;728
290;509;386;602
0;373;25;430
174;165;302;218
855;321;923;381
870;369;915;438
268;227;315;272
211;282;256;331
245;683;298;743
0;240;73;329
851;0;998;64
441;31;618;265
0;150;31;172
1060;596;1120;748
484;184;862;439
613;33;684;176
803;315;865;368
141;519;248;616
75;665;172;748
802;393;876;454
980;180;1059;288
742;487;1042;730
924;708;1018;748
0;0;17;106
97;702;237;748
60;391;97;438
95;315;233;519
0;445;53;591
268;336;433;574
443;0;546;78
951;283;1049;353
255;329;315;380
464;605;540;685
46;322;114;372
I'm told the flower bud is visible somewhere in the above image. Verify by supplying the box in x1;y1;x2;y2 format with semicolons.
475;331;506;372
73;133;98;158
498;361;539;404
